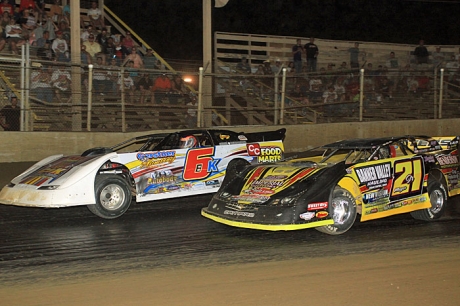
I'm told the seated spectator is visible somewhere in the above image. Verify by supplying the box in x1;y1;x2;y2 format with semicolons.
375;77;393;102
289;84;310;106
0;96;20;131
121;31;135;56
35;30;52;60
432;46;445;68
19;0;35;12
0;0;14;16
236;57;251;74
407;74;419;96
5;18;25;54
123;47;144;68
334;77;347;103
271;59;283;75
386;51;399;69
80;25;94;43
137;73;153;103
445;55;459;81
51;31;69;61
48;0;63;24
338;61;348;71
117;71;135;103
125;60;139;82
102;36;117;60
323;85;338;103
83;33;103;63
52;67;71;103
31;66;53;103
80;44;92;65
416;72;430;95
86;1;104;30
144;48;157;70
151;73;172;104
93;57;107;95
170;74;188;104
105;57;120;94
308;74;323;102
20;7;38;39
96;27;109;45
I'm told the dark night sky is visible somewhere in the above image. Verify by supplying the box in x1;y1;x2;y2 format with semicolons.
104;0;460;60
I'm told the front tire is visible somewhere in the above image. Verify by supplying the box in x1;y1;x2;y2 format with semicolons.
316;187;357;235
87;175;132;219
410;182;447;221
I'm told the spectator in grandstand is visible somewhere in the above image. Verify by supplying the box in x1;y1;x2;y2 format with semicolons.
290;84;310;106
445;54;459;81
385;51;399;69
170;74;189;104
86;1;104;30
35;0;46;20
80;44;92;65
416;71;430;96
117;71;135;103
83;33;104;63
292;38;304;74
271;58;283;75
51;67;71;103
123;47;144;68
185;95;197;128
19;0;35;12
93;56;107;95
348;42;363;69
0;0;14;16
236;56;251;74
406;73;419;96
413;40;429;65
338;61;348;71
308;74;323;103
51;31;69;61
304;37;319;72
137;73;153;104
0;11;11;47
432;46;445;69
57;20;70;43
334;77;347;103
286;61;295;73
96;27;109;44
31;66;53;103
101;36;116;62
105;57;119;94
35;30;52;60
375;77;393;102
48;0;63;24
152;73;172;104
144;48;157;70
80;24;94;42
262;60;273;75
0;96;20;131
20;7;38;38
5;18;25;55
121;31;135;56
125;60;139;82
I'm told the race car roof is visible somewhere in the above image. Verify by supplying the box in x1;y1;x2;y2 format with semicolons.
321;136;430;149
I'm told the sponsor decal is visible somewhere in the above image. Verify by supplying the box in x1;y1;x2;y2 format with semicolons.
244;188;275;195
232;194;270;203
224;210;255;217
205;180;220;186
436;155;459;167
299;212;315;220
355;162;392;189
424;155;435;163
250;179;284;189
137;151;176;167
315;211;329;218
238;135;248;141
247;144;282;163
166;185;180;191
363;189;389;203
307;202;328;211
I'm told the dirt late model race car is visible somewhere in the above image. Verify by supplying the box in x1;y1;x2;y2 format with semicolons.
0;128;285;219
201;135;460;235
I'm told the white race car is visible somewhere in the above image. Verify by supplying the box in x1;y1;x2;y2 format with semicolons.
0;129;285;219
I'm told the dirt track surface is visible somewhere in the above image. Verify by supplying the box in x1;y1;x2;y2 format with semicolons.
2;248;460;306
0;162;460;305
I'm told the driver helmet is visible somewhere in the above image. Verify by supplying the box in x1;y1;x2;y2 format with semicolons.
179;135;197;149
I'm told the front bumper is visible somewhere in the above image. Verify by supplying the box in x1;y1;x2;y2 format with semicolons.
0;185;95;208
201;206;333;231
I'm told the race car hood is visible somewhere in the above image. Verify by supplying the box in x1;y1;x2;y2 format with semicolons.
9;153;117;189
222;162;340;205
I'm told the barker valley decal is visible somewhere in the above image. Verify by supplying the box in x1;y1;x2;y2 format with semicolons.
354;162;392;189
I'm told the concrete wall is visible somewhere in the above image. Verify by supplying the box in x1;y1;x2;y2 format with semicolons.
1;119;459;163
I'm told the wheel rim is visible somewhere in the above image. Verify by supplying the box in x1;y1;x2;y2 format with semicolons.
429;189;444;214
99;183;126;211
331;198;352;225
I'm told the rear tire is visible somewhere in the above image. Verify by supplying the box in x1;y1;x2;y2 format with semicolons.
316;187;357;235
410;182;447;221
87;175;132;219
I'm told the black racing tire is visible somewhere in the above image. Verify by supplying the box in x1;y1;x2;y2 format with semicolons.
410;181;447;221
221;159;249;186
316;187;357;235
87;175;132;219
